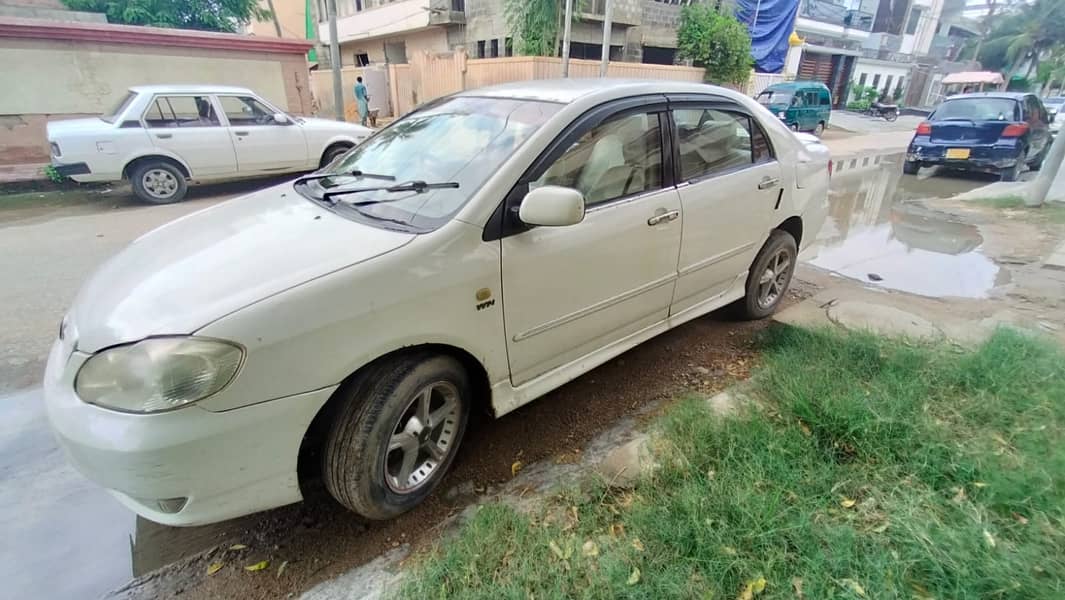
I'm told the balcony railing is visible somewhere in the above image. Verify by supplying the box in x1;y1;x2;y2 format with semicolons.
861;48;916;63
799;0;874;32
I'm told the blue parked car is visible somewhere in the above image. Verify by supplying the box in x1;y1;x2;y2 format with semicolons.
904;92;1053;181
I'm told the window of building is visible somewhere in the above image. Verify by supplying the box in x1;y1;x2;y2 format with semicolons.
450;0;464;10
505;37;514;57
533;112;663;206
490;39;499;58
642;46;676;65
895;77;905;97
218;96;279;127
143;96;219;128
673;109;756;181
871;73;881;89
477;40;486;59
858;72;867;86
884;75;894;95
354;53;370;67
906;8;922;35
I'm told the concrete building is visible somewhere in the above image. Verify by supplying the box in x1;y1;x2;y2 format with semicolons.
314;0;711;69
786;0;878;106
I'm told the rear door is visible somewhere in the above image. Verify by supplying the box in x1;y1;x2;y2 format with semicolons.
141;94;236;176
216;95;308;173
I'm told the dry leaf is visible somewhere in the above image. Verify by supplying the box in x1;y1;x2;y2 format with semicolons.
910;582;934;599
206;562;224;575
983;529;996;548
276;560;288;579
548;540;565;561
972;482;988;488
737;577;767;600
840;498;857;509
871;522;889;533
838;578;866;597
1012;512;1029;525
511;461;524;477
582;540;599;557
792;577;804;599
798;421;812;436
626;567;641;586
951;487;967;504
721;546;738;556
244;560;269;572
632;538;645;552
610;523;625;538
228;544;247;550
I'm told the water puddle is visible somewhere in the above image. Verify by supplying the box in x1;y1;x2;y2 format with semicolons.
809;155;1005;299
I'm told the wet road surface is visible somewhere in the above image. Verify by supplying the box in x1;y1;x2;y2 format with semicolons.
0;154;1003;599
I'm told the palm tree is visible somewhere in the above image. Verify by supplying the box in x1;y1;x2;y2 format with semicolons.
986;0;1065;78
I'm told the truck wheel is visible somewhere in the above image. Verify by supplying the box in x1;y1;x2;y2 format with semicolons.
736;230;797;320
131;161;187;204
323;354;470;520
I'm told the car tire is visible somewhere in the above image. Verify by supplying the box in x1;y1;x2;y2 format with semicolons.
130;161;188;204
1000;150;1026;182
790;123;799;132
322;354;470;520
903;160;920;175
320;143;353;169
1028;145;1048;171
736;229;798;320
885;111;898;122
814;121;825;136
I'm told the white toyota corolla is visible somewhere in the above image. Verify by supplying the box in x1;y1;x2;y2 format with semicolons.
44;79;830;526
47;85;372;204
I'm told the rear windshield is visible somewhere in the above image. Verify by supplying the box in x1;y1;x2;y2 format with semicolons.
933;98;1020;122
757;90;792;106
101;91;138;123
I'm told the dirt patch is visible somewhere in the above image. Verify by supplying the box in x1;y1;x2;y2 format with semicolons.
114;283;817;600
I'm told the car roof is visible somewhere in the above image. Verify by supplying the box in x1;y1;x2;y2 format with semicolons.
944;92;1028;101
763;80;829;92
455;78;746;105
127;84;256;95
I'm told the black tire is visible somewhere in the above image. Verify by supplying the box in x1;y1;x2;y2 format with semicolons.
130;160;187;204
903;160;920;175
1028;144;1048;171
1000;150;1026;182
814;121;825;136
885;110;898;122
320;143;353;169
323;354;470;520
737;230;798;320
789;123;799;132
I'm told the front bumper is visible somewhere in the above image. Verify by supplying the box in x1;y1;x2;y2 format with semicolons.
43;339;336;526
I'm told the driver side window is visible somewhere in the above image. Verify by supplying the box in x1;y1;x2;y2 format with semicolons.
218;95;276;126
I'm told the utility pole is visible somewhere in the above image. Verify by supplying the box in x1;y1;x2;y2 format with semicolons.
1026;130;1065;207
327;0;345;121
561;0;573;77
599;0;613;77
266;0;283;37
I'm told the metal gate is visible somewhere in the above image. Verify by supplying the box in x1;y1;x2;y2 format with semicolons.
798;51;854;108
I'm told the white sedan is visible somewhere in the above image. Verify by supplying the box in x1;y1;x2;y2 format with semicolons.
44;79;830;526
47;85;372;204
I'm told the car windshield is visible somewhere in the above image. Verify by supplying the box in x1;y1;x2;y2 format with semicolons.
933;97;1020;121
757;90;792;106
303;96;560;231
101;91;138;124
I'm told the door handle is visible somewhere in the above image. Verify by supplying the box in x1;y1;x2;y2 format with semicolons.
155;133;172;139
647;209;680;226
234;131;250;137
757;177;780;190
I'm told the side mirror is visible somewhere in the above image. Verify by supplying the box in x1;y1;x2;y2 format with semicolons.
518;186;585;227
273;113;291;125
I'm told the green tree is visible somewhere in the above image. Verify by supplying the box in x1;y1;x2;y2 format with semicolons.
979;0;1065;78
503;0;583;57
676;4;752;85
61;0;269;33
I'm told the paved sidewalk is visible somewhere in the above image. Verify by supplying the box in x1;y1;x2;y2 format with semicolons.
957;156;1065;204
821;130;914;159
830;110;924;135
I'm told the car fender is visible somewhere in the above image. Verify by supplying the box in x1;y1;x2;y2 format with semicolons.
122;148;195;179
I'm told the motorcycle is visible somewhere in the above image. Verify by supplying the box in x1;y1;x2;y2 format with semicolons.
864;102;899;122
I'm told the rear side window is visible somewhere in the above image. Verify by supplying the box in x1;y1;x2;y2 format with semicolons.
674;109;758;181
934;98;1020;121
143;96;219;128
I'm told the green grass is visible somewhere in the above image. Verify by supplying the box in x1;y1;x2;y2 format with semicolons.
971;196;1065;224
397;327;1065;599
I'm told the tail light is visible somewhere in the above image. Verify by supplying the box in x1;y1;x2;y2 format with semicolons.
1001;123;1029;138
916;122;932;135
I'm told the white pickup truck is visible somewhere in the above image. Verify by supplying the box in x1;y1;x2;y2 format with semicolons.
47;85;372;204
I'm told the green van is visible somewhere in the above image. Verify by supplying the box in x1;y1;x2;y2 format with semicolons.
756;81;832;136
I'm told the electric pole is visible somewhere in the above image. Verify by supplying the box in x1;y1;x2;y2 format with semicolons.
599;0;613;77
561;0;573;77
327;0;345;121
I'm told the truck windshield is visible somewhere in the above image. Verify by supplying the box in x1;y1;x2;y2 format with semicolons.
304;96;561;231
100;91;138;124
757;90;792;106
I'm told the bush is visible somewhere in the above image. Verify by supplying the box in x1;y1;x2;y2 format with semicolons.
676;5;753;86
847;100;871;111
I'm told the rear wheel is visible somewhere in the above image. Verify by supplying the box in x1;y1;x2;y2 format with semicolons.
903;160;920;175
130;160;187;204
1000;150;1026;182
884;110;898;122
737;230;797;320
1028;144;1048;171
814;121;825;136
323;354;470;520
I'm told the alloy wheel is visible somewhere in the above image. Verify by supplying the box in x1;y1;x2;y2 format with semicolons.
757;249;792;309
142;168;179;199
384;381;461;493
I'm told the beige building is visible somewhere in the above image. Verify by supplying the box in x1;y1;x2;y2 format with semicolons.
249;0;311;41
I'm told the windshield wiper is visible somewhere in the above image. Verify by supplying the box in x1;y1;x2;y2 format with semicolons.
295;169;396;185
322;180;459;204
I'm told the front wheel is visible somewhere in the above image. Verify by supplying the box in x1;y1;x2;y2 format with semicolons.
320;143;353;168
323;354;470;520
814;121;825;136
130;161;187;204
884;110;898;122
736;230;798;320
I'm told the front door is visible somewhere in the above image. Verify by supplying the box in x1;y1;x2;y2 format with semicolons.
668;103;784;317
500;106;682;386
142;94;236;177
216;95;308;173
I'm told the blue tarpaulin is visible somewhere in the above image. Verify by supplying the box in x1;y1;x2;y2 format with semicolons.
735;0;799;73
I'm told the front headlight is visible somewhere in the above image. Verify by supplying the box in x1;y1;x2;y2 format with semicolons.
75;337;243;413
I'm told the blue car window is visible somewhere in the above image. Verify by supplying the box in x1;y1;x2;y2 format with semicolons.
934;98;1020;122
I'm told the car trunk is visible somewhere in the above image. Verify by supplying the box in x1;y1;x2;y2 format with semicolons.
930;120;1011;144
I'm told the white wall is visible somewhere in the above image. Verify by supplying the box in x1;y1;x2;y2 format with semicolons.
337;27;448;66
853;59;912;99
320;0;432;44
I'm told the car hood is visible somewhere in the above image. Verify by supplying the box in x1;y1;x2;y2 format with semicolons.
299;116;372;136
46;117;109;138
68;184;416;352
